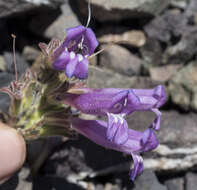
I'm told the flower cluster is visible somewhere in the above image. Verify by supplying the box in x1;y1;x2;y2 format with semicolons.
52;25;166;181
52;25;98;79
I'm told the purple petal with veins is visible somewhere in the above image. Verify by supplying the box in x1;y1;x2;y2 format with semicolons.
130;154;144;181
106;113;129;145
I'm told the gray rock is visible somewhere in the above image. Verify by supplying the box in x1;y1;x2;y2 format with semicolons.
0;0;64;18
185;172;197;190
133;170;167;190
99;30;146;48
74;0;170;22
168;61;197;111
99;44;142;76
44;3;81;39
145;10;187;43
88;66;136;88
140;38;163;65
149;64;182;82
127;110;197;147
0;167;32;190
0;56;6;71
88;66;159;89
170;0;188;9
163;27;197;64
185;0;197;20
22;46;40;62
160;110;197;146
16;167;32;190
165;178;184;190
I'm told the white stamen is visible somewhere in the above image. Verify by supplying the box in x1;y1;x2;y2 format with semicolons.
70;51;75;59
78;54;84;62
65;47;68;51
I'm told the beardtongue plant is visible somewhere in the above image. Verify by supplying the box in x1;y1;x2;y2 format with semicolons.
0;24;166;181
57;86;165;145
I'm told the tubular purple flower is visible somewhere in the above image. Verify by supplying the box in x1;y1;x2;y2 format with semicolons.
58;85;166;145
52;25;98;79
71;118;159;181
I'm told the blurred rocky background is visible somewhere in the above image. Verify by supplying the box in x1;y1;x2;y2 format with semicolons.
1;0;197;189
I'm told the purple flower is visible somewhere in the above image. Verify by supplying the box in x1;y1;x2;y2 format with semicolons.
52;25;98;79
71;118;159;181
58;85;166;145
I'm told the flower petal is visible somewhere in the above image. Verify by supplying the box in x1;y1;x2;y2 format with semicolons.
153;85;166;108
64;26;86;51
123;90;141;114
84;28;99;55
106;113;119;142
65;56;78;78
140;128;158;152
151;108;161;130
73;56;89;79
114;118;129;145
130;154;144;181
110;90;129;113
53;51;70;70
106;113;128;145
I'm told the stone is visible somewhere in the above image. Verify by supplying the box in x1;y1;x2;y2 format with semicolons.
185;0;197;20
22;46;40;62
160;110;197;147
0;167;32;190
127;110;197;147
74;0;170;22
88;66;159;89
165;178;184;190
88;66;136;88
99;44;143;76
185;172;197;190
161;110;197;146
133;170;167;190
140;38;163;66
99;30;146;47
162;27;197;64
144;10;187;43
0;0;64;18
170;0;188;9
149;64;182;82
0;55;6;71
44;3;81;39
168;61;197;111
16;167;32;190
